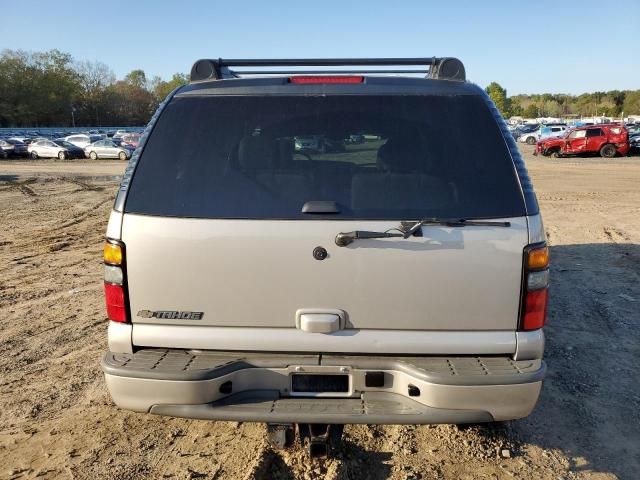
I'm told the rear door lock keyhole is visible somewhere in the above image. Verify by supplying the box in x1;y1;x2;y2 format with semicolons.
313;246;328;261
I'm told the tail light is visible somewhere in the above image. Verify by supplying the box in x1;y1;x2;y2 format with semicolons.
520;244;549;331
103;240;130;323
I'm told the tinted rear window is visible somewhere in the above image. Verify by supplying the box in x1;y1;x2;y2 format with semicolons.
125;95;525;219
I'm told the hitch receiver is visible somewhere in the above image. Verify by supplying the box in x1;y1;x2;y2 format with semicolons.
298;423;344;458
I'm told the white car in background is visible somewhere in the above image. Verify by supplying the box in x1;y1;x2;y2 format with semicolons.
518;125;566;144
84;139;131;160
63;134;103;148
537;126;567;141
28;139;70;159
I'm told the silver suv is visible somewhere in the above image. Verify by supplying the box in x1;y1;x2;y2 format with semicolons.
101;57;548;453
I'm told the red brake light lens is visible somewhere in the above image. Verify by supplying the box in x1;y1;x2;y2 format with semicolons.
289;76;364;84
104;283;127;323
523;288;548;330
520;243;550;331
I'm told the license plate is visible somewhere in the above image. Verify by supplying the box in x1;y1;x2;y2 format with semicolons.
291;374;349;393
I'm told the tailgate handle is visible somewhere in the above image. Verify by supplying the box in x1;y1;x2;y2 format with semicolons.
298;313;342;334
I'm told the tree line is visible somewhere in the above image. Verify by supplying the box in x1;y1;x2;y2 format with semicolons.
486;82;640;119
2;49;640;127
0;49;188;127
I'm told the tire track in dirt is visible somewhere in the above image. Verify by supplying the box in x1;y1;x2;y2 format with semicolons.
58;177;106;192
53;198;113;231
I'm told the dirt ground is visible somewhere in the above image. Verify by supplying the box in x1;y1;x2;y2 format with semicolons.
1;148;639;480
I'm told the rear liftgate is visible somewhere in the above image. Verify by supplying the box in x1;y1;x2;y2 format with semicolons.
192;55;469;458
193;55;466;459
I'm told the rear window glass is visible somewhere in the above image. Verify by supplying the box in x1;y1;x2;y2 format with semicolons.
125;95;525;220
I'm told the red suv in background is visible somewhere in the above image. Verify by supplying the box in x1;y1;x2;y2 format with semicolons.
536;124;629;158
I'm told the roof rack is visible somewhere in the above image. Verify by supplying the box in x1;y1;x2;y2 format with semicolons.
190;57;465;82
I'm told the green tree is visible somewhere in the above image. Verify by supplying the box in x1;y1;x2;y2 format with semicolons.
510;103;523;117
150;73;189;102
0;49;80;126
124;69;147;89
523;104;538;118
485;82;511;118
623;91;640;114
75;60;115;125
104;81;155;125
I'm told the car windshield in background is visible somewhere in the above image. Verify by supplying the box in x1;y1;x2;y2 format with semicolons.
126;95;526;220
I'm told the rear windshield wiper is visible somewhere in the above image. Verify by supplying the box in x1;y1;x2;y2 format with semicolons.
335;230;404;247
400;217;511;238
335;218;511;247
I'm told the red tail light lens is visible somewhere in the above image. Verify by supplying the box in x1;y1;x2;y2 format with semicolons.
523;288;548;330
104;283;127;323
289;76;364;84
104;239;129;323
520;244;550;331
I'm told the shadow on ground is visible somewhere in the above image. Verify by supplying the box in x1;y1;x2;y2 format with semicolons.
514;242;640;478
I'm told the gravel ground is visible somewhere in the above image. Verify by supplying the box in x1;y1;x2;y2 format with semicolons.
0;147;639;479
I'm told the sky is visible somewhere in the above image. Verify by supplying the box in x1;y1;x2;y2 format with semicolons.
2;0;639;95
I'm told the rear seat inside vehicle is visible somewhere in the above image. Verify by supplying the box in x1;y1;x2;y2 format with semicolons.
351;139;453;212
237;136;312;200
235;134;454;212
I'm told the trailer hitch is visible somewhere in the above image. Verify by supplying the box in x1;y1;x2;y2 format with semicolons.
298;423;344;458
266;423;344;458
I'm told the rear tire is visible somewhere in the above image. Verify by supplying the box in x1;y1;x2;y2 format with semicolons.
58;151;67;160
89;151;98;160
30;151;38;159
526;136;536;145
600;144;616;158
119;151;127;161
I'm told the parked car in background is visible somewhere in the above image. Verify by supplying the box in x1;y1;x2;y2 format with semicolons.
512;124;539;141
536;124;629;158
84;139;131;160
347;134;365;144
54;140;86;159
62;134;103;148
120;133;142;150
112;130;129;142
28;139;71;159
537;125;567;141
0;138;29;157
626;125;640;138
295;135;345;153
294;135;323;151
517;126;541;144
7;136;32;145
517;124;567;144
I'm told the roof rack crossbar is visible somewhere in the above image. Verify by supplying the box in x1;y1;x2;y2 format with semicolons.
190;57;465;82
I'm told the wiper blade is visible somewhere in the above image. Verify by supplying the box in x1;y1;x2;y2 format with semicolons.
334;218;511;247
401;218;511;238
335;230;403;247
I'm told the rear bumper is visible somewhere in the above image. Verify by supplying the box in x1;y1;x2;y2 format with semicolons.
617;144;630;155
102;349;545;424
